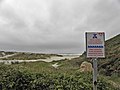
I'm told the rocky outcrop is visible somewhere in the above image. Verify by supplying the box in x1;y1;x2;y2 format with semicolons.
80;61;93;72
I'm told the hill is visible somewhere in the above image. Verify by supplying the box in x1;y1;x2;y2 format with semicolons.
76;34;120;76
98;34;120;76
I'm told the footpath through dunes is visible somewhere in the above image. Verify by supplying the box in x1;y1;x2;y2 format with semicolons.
0;53;17;59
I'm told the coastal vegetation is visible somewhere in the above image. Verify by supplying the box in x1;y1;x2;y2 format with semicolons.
0;34;119;89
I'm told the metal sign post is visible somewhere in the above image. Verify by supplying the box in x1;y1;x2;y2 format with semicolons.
93;58;97;90
85;32;105;90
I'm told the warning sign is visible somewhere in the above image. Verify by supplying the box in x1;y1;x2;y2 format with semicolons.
86;32;105;58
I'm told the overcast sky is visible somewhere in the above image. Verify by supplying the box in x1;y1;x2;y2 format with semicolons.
0;0;120;53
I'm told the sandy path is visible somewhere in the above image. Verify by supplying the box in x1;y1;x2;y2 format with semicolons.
0;54;80;64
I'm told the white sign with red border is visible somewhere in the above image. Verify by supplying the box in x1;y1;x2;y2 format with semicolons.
86;32;105;58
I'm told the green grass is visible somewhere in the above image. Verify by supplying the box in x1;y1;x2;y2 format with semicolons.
9;59;80;75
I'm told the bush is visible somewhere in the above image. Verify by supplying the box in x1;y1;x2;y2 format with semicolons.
0;65;118;90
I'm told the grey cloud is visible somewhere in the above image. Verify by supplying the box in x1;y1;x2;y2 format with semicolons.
0;0;3;3
89;0;120;38
75;0;120;38
0;8;28;44
0;7;27;29
0;0;119;53
0;41;82;53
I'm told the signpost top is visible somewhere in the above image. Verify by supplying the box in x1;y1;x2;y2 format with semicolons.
86;32;105;58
